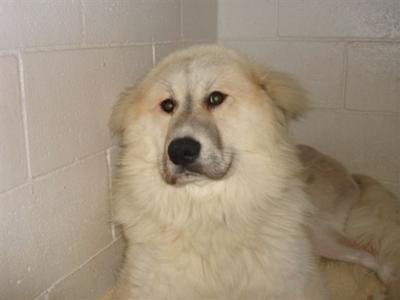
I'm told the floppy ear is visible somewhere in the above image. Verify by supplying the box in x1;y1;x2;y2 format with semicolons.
254;68;308;119
109;88;135;135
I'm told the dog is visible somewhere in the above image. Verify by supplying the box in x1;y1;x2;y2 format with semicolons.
109;45;329;299
108;45;399;299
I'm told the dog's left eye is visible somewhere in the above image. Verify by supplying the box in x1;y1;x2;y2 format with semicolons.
206;91;226;108
160;98;176;113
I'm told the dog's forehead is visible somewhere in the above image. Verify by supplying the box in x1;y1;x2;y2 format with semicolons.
166;59;224;82
159;55;243;88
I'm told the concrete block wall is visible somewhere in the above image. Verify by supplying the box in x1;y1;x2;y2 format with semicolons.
219;0;400;197
0;1;217;299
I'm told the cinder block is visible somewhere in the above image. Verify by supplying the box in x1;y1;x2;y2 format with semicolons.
290;109;400;183
0;56;28;192
23;46;152;176
0;186;35;300
224;40;345;108
0;0;81;50
0;2;19;49
154;42;186;63
218;0;277;39
148;0;181;42
182;0;218;41
0;154;112;299
278;0;400;39
346;43;400;112
84;0;180;44
48;239;124;300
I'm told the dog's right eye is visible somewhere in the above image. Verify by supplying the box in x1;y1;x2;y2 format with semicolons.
160;99;176;114
206;91;226;109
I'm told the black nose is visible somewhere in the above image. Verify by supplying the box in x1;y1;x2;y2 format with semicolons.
168;137;201;166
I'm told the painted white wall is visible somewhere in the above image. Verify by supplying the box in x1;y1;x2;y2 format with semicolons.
218;0;400;197
0;1;217;299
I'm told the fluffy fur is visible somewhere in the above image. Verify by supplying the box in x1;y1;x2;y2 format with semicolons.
110;45;328;299
299;145;400;300
319;175;400;300
346;175;400;299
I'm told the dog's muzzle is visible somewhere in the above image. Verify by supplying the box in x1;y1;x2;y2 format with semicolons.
163;135;232;185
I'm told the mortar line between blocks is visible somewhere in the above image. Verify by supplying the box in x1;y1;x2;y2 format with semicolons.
342;107;400;115
179;0;184;40
0;49;19;56
17;50;32;180
33;290;49;300
342;43;349;109
181;39;221;44
0;182;31;198
79;0;87;45
219;37;400;44
32;149;108;182
20;40;180;54
111;224;117;241
44;239;120;296
105;148;116;240
306;107;400;116
152;42;156;66
275;0;280;37
106;148;113;193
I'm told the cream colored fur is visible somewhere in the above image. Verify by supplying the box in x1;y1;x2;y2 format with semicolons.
319;175;400;300
346;175;400;299
299;145;400;300
110;45;328;299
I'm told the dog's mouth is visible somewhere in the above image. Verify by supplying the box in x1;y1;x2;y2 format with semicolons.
161;153;234;186
165;168;203;186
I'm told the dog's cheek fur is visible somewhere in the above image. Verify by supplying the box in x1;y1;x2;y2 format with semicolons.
225;98;289;150
109;88;137;135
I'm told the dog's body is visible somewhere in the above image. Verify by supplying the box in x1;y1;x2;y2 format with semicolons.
110;46;328;299
109;45;399;300
299;145;400;300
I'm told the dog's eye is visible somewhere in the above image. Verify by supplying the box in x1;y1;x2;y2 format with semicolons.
160;99;176;113
207;91;226;108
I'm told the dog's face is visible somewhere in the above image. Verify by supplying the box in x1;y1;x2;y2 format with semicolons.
154;56;273;186
158;64;235;185
111;46;306;188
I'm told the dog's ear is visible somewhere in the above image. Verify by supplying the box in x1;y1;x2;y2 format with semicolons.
109;88;135;134
254;68;308;119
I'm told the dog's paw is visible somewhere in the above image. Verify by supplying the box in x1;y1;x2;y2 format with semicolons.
378;262;395;284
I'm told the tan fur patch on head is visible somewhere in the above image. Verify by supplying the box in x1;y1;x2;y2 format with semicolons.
250;64;308;119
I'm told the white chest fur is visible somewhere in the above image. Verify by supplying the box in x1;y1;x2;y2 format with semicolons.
123;210;316;299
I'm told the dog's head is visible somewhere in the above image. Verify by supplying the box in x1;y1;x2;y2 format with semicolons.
110;45;306;187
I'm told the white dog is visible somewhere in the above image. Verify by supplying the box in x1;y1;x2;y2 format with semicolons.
109;45;329;299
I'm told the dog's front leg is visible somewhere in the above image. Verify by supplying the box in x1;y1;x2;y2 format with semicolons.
310;222;382;277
